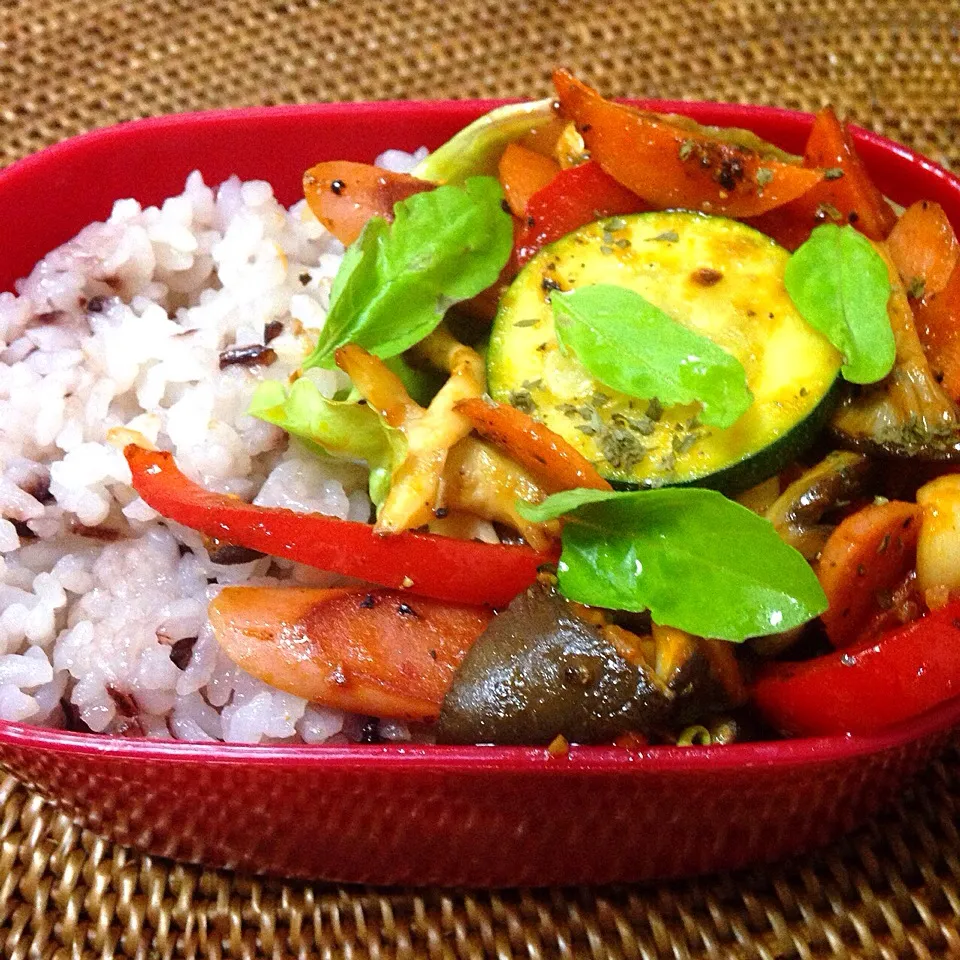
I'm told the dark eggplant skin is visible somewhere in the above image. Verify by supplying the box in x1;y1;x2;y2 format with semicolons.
436;582;670;745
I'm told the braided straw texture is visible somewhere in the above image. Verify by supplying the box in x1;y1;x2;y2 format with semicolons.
1;0;959;169
3;0;960;955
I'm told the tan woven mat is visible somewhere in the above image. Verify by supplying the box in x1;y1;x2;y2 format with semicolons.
4;0;960;956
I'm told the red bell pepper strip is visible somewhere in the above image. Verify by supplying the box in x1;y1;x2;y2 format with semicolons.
124;445;556;607
748;107;897;250
514;160;648;267
752;600;960;737
553;68;824;219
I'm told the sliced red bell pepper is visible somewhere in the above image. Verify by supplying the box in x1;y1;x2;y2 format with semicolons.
515;160;648;267
553;69;824;219
752;600;960;737
748;107;897;250
124;445;556;607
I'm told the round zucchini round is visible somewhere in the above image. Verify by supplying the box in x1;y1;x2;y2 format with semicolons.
486;210;842;492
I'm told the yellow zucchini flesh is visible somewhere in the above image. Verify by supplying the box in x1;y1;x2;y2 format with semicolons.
487;211;842;490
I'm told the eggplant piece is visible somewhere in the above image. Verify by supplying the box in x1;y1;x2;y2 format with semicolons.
829;242;960;461
436;582;671;745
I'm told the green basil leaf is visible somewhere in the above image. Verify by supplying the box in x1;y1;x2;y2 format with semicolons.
551;285;753;428
518;487;826;641
303;176;512;369
248;378;405;508
784;223;894;384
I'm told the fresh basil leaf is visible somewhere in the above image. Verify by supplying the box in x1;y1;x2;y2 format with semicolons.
248;378;405;508
551;285;753;428
303;176;512;369
518;487;826;641
784;223;893;384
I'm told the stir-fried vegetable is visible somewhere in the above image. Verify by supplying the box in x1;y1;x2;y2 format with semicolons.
489;210;842;490
514;160;648;267
124;445;554;606
764;451;872;561
124;70;960;745
749;106;897;250
753;600;960;736
914;263;960;406
337;333;485;534
887;200;960;298
553;68;824;218
829;243;960;460
498;142;560;217
436;582;672;744
247;377;403;508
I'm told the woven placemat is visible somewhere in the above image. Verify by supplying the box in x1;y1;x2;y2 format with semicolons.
3;0;960;956
1;0;959;170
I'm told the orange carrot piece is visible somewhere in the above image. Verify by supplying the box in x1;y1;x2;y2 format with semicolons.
888;200;960;298
817;501;921;648
553;69;823;218
303;161;433;246
498;142;561;217
455;396;612;493
749;107;897;250
209;586;492;722
915;261;960;403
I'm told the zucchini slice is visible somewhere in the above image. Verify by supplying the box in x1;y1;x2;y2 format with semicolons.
487;211;841;491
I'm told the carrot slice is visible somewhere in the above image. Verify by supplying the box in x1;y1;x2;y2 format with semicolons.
303;161;434;246
817;501;922;648
455;396;612;493
553;69;823;218
748;107;897;250
209;586;492;721
915;261;960;403
498;143;561;217
887;200;960;298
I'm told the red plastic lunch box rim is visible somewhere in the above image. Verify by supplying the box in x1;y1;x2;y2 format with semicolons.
2;95;959;777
